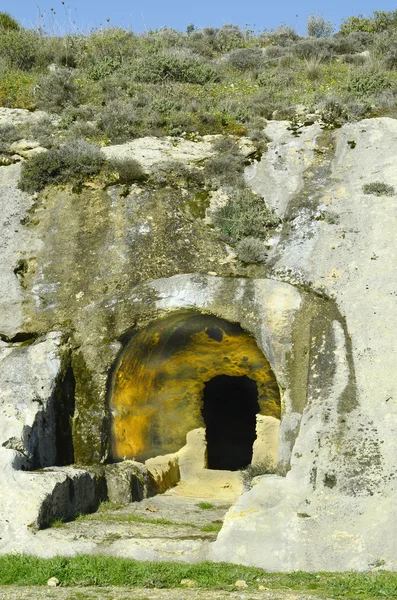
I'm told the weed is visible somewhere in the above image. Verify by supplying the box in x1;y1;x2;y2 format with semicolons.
362;181;395;196
240;459;279;489
236;237;268;263
213;189;280;241
197;502;214;509
49;517;66;528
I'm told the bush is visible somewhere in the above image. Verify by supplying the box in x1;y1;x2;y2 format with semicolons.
213;189;280;241
225;48;264;71
236;237;268;263
0;69;36;109
19;139;104;193
307;14;334;38
0;29;41;70
134;54;218;84
362;181;395;196
98;100;138;142
0;12;20;30
262;26;299;47
87;56;122;81
347;71;392;96
107;158;147;185
319;97;347;128
340;10;397;35
36;69;80;113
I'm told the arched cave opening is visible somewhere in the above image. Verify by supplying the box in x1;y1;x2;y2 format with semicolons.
202;375;259;470
109;312;281;465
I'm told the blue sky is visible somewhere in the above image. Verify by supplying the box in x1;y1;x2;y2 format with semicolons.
3;0;397;35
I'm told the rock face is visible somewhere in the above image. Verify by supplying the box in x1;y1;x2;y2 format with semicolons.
1;107;397;570
0;332;71;470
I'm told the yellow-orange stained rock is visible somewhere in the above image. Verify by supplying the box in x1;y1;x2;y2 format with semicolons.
110;313;280;461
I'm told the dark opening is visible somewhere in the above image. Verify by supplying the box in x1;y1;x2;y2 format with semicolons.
202;375;259;471
55;365;76;466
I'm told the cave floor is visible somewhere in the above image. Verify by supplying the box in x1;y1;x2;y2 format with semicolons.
34;493;233;561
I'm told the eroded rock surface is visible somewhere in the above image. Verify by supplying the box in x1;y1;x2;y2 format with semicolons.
1;108;397;571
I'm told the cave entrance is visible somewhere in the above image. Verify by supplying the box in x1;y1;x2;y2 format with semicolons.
202;375;259;471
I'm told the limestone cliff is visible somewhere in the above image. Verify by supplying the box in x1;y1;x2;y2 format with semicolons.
1;107;397;571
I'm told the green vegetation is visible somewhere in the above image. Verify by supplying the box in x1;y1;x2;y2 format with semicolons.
236;237;268;263
240;459;279;489
3;10;397;141
55;509;221;534
213;188;280;241
197;502;214;509
362;181;395;196
0;12;20;31
18;139;105;193
2;555;397;596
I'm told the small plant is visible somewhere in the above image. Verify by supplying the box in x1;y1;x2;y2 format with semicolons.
319;97;347;128
362;181;395;196
304;57;323;81
197;502;214;510
19;139;105;193
213;189;280;241
236;237;268;263
240;459;278;489
107;158;147;185
49;517;66;528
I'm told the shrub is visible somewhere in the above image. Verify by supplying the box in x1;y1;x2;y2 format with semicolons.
307;14;334;38
225;48;264;71
319;97;347;128
213;189;280;241
0;12;20;30
204;153;245;187
106;158;147;184
362;181;395;196
340;10;397;35
262;25;299;47
0;29;41;70
134;54;218;84
0;70;36;109
236;237;268;263
98;100;138;142
36;69;80;113
19;139;104;193
347;71;392;96
240;459;278;489
30;118;57;148
87;56;122;81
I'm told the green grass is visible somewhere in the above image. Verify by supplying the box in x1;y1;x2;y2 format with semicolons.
1;555;397;597
197;502;214;509
60;511;221;534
